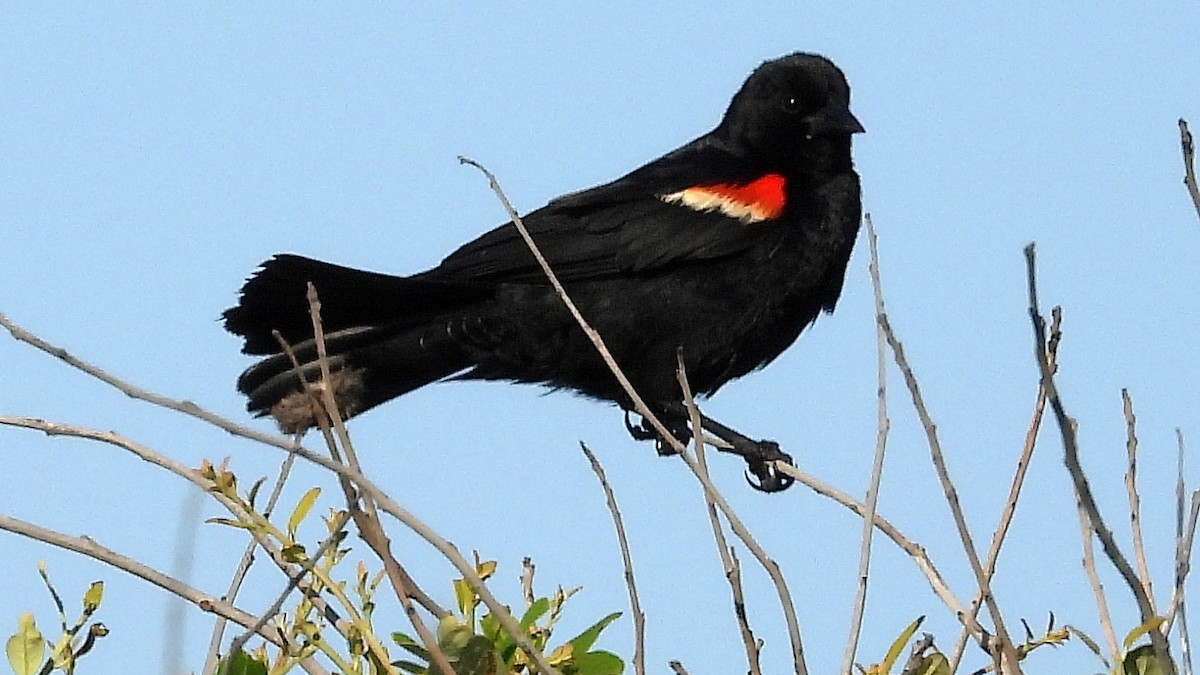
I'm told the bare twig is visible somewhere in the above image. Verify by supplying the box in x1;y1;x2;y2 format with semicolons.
1180;120;1200;224
0;312;308;453
950;307;1059;671
1175;429;1195;675
880;309;1020;670
203;449;300;674
771;461;976;636
1079;495;1120;661
521;557;535;609
459;156;808;675
298;287;449;675
1024;244;1174;673
727;549;761;673
677;356;760;675
669;660;691;675
843;215;891;674
580;442;646;675
1166;489;1200;634
1124;389;1156;613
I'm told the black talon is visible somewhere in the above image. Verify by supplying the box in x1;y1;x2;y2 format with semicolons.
623;410;658;441
624;410;686;455
745;451;795;493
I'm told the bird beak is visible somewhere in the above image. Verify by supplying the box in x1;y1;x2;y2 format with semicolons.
806;104;865;138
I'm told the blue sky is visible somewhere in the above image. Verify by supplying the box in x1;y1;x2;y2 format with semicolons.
2;4;1199;674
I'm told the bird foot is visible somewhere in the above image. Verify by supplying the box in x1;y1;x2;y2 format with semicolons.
740;442;796;493
623;410;686;456
623;407;795;492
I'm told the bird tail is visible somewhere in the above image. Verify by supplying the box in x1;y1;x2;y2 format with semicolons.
223;254;487;431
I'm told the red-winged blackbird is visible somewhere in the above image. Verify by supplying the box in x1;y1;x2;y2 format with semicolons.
224;52;863;491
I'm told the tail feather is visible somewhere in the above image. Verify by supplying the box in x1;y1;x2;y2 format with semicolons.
223;254;489;354
224;254;484;430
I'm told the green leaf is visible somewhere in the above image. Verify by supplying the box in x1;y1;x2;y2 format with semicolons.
882;616;925;674
206;517;255;530
903;652;950;675
1065;625;1109;669
568;612;621;654
288;487;321;540
392;659;428;674
1123;618;1166;652
480;611;501;643
476;559;497;581
391;632;431;662
519;597;551;632
82;582;104;614
453;578;476;620
574;650;625;675
219;649;270;675
1122;644;1166;675
455;635;499;675
6;613;47;675
437;616;474;655
280;544;308;563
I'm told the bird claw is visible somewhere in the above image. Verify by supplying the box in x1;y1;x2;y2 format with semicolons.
623;410;658;441
626;408;797;491
744;446;796;493
624;410;686;455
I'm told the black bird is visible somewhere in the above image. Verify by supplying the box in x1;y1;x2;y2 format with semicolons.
223;52;863;491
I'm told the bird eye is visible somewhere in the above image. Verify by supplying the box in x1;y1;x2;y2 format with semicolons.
781;95;803;114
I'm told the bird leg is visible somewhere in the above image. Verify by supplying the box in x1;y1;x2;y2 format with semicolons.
623;405;795;492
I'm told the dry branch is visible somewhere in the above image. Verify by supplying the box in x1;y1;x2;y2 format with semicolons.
581;443;647;675
1023;243;1175;673
1180;120;1200;224
842;214;892;674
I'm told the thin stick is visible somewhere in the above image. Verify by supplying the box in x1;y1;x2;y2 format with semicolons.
1079;498;1120;662
879;313;1019;670
203;449;299;674
301;287;449;675
580;443;646;675
521;557;535;609
1166;489;1200;634
1175;429;1195;675
459;156;808;675
1123;389;1156;613
950;308;1059;671
1180;120;1200;224
842;215;891;674
770;460;976;637
669;661;691;675
1024;244;1174;672
677;356;761;675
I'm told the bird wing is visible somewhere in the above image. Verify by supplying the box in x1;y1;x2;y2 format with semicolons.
429;139;787;284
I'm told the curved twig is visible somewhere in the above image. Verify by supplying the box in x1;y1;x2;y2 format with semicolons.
580;443;646;675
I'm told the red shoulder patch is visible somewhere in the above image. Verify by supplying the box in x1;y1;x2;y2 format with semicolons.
661;173;787;223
